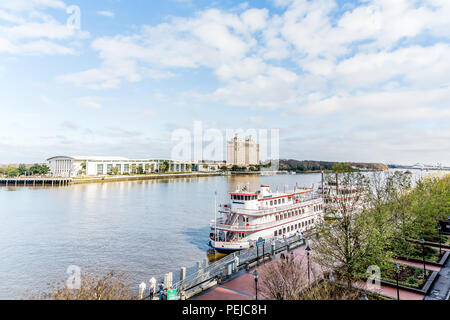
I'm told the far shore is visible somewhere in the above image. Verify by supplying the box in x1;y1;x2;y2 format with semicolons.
0;168;405;186
71;172;223;184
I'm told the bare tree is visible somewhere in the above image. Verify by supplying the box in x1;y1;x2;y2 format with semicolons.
41;271;139;300
259;255;316;300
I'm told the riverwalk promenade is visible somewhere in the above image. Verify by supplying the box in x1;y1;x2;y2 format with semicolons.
192;244;450;300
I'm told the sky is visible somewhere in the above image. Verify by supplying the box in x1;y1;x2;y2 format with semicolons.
0;0;449;165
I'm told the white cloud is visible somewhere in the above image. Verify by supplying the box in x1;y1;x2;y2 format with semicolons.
0;0;88;55
76;96;101;109
54;0;450;163
97;10;115;18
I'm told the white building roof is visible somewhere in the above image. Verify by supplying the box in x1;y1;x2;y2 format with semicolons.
47;156;130;161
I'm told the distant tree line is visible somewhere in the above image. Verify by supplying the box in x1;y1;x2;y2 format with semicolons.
279;159;388;172
0;164;50;177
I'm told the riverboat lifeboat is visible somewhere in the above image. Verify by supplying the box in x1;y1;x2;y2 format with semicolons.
209;184;324;253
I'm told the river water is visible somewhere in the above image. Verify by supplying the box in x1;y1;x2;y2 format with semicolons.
0;170;427;299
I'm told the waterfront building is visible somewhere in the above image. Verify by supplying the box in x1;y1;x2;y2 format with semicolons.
226;135;260;166
47;156;220;177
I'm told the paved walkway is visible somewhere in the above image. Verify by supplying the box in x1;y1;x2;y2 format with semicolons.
425;253;450;300
193;245;448;301
352;281;424;300
194;244;321;300
427;245;450;252
394;258;441;272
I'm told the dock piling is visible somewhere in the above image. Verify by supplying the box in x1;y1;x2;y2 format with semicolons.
138;282;146;299
180;267;186;282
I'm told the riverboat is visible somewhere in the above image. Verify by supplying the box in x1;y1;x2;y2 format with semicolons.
209;184;324;253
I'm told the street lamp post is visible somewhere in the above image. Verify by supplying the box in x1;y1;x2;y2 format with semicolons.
253;270;259;300
305;245;311;286
437;224;442;257
256;244;259;266
419;237;426;279
447;215;450;233
394;264;400;300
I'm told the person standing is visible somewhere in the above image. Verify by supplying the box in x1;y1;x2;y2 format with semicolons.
158;282;164;300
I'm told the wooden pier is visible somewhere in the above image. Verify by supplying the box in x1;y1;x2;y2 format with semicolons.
0;178;72;187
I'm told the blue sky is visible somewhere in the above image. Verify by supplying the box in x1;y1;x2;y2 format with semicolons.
0;0;449;165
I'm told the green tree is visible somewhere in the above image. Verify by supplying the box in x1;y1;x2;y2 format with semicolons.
40;164;50;175
160;161;169;173
137;165;144;174
111;167;119;175
18;164;27;176
5;166;19;177
312;171;391;287
332;163;356;173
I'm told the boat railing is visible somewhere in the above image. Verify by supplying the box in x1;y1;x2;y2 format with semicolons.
233;194;322;216
170;233;306;295
211;210;320;232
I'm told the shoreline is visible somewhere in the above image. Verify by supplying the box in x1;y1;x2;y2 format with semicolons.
71;172;223;184
0;168;403;187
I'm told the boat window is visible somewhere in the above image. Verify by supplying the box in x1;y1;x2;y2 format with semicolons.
270;200;273;206
274;231;277;236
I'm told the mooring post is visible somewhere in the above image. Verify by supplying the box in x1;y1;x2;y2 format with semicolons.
197;261;202;272
204;258;209;269
180;267;186;282
164;273;170;290
138;282;146;300
168;272;173;289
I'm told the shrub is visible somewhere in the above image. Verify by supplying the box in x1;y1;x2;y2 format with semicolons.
407;276;418;285
41;271;138;300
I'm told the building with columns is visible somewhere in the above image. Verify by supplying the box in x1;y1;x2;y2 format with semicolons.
47;156;221;177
